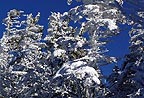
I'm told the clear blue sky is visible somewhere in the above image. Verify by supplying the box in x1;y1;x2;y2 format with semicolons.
0;0;79;37
0;0;130;75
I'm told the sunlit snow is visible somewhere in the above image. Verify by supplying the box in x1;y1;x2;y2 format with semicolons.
54;60;100;85
53;49;66;57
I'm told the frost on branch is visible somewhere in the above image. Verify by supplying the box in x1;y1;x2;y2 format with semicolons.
67;0;125;65
54;61;100;85
0;9;51;98
50;61;102;98
1;0;142;97
47;0;125;97
107;0;144;97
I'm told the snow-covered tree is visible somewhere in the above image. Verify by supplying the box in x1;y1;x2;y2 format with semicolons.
0;9;51;98
45;0;125;97
0;0;143;98
107;0;144;97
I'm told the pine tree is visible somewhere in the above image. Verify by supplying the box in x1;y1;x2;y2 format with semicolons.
108;0;144;97
0;9;51;97
46;0;125;97
0;0;143;98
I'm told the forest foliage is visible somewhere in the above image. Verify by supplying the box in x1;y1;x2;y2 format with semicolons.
0;0;144;98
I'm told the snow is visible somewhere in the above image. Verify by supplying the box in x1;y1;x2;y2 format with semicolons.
110;57;117;63
116;0;123;5
77;40;85;47
54;60;100;85
12;71;27;75
108;9;118;14
84;4;99;13
73;55;96;62
98;19;118;30
53;61;72;78
85;4;99;11
29;44;39;49
28;26;40;32
75;66;100;84
71;60;87;69
67;0;72;5
53;49;66;57
138;12;144;18
133;40;143;45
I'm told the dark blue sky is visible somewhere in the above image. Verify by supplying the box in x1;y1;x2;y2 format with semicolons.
0;0;79;37
0;0;130;75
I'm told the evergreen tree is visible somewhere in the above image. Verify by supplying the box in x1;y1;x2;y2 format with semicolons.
0;9;51;97
108;0;144;97
0;0;143;98
46;0;125;97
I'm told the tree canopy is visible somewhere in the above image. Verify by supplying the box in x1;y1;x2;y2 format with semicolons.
0;0;144;98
